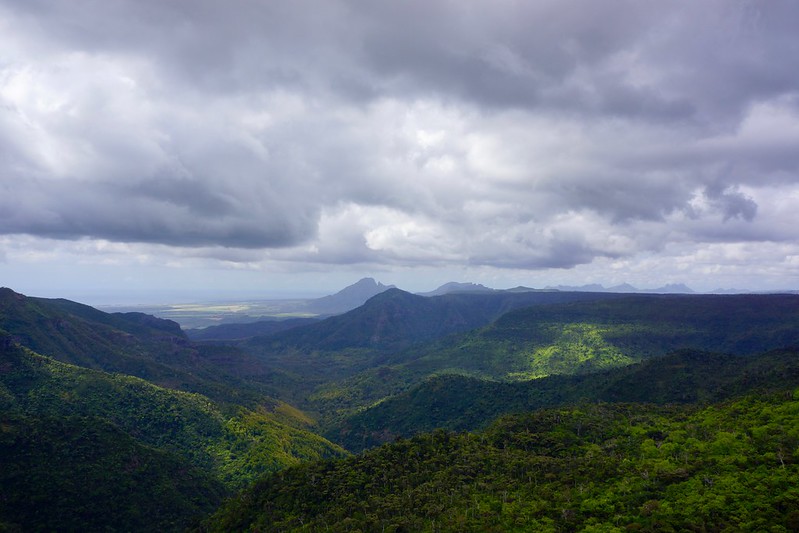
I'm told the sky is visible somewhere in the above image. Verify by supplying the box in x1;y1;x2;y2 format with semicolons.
2;0;799;304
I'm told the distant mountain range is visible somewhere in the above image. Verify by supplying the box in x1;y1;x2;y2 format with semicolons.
423;281;783;295
417;280;759;296
419;281;700;295
179;278;756;335
543;282;696;293
119;278;774;330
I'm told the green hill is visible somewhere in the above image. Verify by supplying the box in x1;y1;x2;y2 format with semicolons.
392;293;799;381
237;289;627;412
0;287;299;410
0;330;346;530
204;390;799;532
307;293;799;429
0;287;189;374
331;348;799;450
0;413;225;532
246;288;626;355
0;333;345;487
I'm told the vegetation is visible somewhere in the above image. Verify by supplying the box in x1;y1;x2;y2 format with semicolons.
0;330;346;530
205;390;799;532
0;413;225;532
0;335;345;486
332;348;799;450
393;293;799;381
243;288;626;356
236;289;627;405
0;287;291;409
298;293;799;427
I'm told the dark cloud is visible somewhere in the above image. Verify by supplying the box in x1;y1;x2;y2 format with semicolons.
358;1;652;104
1;0;798;277
352;0;799;124
704;184;758;222
0;177;318;247
470;239;607;270
542;173;695;223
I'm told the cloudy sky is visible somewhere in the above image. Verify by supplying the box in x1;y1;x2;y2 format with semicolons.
2;0;799;303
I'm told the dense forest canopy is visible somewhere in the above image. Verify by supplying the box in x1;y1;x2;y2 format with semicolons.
205;393;799;532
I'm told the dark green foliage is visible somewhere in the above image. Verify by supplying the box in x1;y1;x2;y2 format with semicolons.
0;287;192;377
0;337;346;488
493;293;799;356
308;293;799;429
0;413;225;532
0;330;347;530
226;293;627;421
0;287;308;410
400;293;799;381
204;391;799;532
333;348;799;450
237;289;627;405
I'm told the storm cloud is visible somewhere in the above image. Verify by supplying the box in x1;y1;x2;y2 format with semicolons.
1;0;799;290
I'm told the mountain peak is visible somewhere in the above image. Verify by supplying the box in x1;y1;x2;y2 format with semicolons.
336;278;391;295
306;278;396;314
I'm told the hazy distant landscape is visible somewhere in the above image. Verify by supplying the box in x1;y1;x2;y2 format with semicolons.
98;277;771;330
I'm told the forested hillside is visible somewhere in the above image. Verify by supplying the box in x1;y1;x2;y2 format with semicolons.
386;293;799;382
332;348;799;450
0;328;345;531
260;292;799;428
0;288;296;409
205;390;799;532
233;288;625;411
244;288;625;355
1;413;225;532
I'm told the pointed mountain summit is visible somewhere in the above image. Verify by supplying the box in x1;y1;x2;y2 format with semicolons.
306;278;395;315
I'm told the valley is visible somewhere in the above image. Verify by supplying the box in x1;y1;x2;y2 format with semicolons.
7;1;797;531
2;282;799;531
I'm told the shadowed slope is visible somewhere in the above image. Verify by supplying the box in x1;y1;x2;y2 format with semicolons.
331;347;799;450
